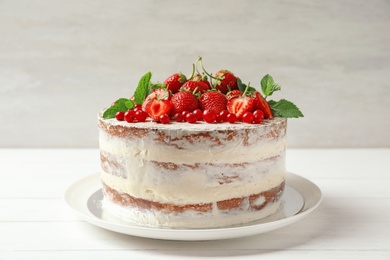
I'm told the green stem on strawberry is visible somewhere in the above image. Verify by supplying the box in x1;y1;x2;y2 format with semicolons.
187;63;196;80
242;82;251;96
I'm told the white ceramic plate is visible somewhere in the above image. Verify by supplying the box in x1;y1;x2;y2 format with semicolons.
64;173;322;241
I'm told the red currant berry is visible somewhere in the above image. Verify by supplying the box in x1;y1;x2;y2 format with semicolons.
192;109;203;121
186;113;197;124
115;111;125;121
219;110;229;122
253;110;264;124
159;114;170;124
172;113;185;122
133;104;142;110
226;113;237;124
124;110;135;123
134;110;148;122
242;111;254;123
203;110;217;123
181;110;190;118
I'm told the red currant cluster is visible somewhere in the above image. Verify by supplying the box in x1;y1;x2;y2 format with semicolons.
115;104;148;123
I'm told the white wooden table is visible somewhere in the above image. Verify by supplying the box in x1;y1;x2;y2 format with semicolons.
0;149;389;259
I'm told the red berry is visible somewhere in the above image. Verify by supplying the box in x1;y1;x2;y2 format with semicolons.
115;111;125;121
253;110;264;124
164;73;187;94
199;92;227;114
215;70;238;94
124;110;135;123
143;89;172;121
203;110;217;123
134;110;148;122
133;104;142;110
252;92;273;119
181;110;190;118
242;111;254;123
226;113;237;124
219;110;229;122
227;96;254;119
226;90;242;101
159;114;170;124
171;91;199;115
186;113;197;124
172;113;185;122
193;109;203;121
181;80;211;94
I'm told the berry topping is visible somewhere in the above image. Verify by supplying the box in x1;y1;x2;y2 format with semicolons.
192;109;203;121
124;110;135;123
134;110;148;122
172;113;185;122
115;111;125;121
253;110;264;124
218;110;230;122
241;111;254;124
227;96;254;119
181;80;210;94
144;99;173;121
215;70;238;94
253;91;273;119
203;110;217;123
159;114;170;124
171;91;199;115
200;91;227;114
185;112;197;124
226;89;242;101
164;73;187;94
226;113;237;124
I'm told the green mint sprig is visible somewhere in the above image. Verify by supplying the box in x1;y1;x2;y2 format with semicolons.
102;72;153;119
102;98;135;119
259;74;304;118
133;72;152;104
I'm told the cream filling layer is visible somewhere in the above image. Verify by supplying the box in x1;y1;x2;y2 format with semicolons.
101;167;285;205
99;132;286;164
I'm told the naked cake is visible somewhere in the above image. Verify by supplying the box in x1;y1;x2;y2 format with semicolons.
98;57;303;228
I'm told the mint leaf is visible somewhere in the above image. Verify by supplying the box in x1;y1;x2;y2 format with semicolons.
261;74;281;97
237;77;246;92
125;100;135;110
102;98;130;119
268;99;304;118
133;72;152;104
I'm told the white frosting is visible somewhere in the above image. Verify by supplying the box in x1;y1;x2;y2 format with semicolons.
98;115;287;228
101;196;284;228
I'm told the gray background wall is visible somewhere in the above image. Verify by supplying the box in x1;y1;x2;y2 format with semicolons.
1;0;389;148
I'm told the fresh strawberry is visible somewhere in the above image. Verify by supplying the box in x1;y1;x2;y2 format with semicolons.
227;96;254;119
215;70;238;94
252;91;273;119
142;88;170;111
192;73;212;89
199;91;227;114
171;91;199;115
226;89;242;101
164;73;187;94
181;80;210;94
144;99;173;121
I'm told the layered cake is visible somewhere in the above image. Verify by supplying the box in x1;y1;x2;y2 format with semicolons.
98;57;303;228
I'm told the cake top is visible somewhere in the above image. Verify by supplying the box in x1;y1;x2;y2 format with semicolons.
101;57;303;125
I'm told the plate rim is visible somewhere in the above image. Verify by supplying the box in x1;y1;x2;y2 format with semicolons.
64;172;322;241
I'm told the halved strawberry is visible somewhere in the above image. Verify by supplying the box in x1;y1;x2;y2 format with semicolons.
215;70;238;94
227;96;254;119
252;91;273;119
199;91;227;114
142;88;170;111
144;99;173;121
164;73;187;94
171;91;199;115
181;80;210;94
226;89;242;101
